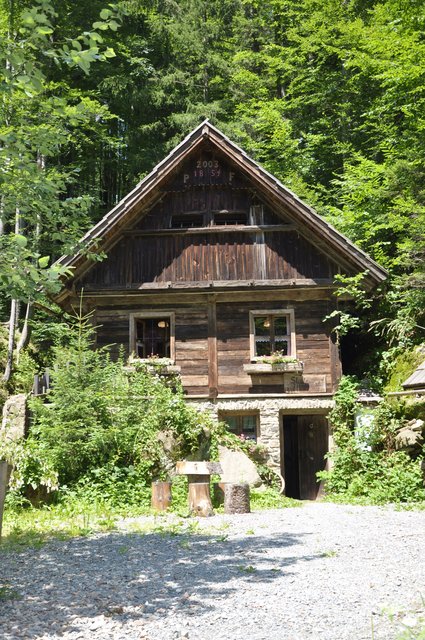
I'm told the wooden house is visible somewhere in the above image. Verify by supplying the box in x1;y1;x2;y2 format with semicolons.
55;121;387;499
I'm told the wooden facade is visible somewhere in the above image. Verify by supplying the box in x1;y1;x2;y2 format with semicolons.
55;121;387;499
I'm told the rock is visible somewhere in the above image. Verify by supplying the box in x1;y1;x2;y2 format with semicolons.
218;445;262;487
406;418;425;433
395;427;424;454
1;393;28;443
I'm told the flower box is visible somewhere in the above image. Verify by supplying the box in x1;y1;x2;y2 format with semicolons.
244;360;304;374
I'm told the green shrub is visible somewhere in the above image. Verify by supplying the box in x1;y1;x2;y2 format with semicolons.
320;376;425;504
1;309;216;502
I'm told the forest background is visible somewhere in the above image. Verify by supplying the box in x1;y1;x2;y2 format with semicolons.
0;0;425;513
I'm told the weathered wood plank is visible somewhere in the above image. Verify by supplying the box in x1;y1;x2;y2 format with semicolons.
208;299;218;397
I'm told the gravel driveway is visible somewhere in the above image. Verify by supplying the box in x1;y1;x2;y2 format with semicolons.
1;503;424;640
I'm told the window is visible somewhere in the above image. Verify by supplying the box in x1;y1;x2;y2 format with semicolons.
249;310;295;359
221;413;258;441
213;211;247;226
171;214;203;228
130;312;175;360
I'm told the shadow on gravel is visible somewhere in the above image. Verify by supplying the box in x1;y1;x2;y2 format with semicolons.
0;526;317;637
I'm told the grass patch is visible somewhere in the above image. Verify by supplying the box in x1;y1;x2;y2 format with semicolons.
382;599;425;640
320;493;425;510
250;487;301;510
0;483;300;551
0;584;21;601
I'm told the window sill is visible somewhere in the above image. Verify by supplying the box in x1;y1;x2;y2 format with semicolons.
244;361;304;374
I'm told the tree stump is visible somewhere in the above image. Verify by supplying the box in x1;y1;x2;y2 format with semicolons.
188;482;214;517
224;483;250;514
151;481;172;511
0;461;12;540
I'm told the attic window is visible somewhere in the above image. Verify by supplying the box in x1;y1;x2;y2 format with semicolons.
213;211;247;226
171;214;203;228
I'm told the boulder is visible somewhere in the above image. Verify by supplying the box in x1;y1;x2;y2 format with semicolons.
395;427;424;455
1;394;28;443
405;418;424;433
218;445;262;488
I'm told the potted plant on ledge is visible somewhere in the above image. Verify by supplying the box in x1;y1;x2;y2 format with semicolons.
243;352;304;374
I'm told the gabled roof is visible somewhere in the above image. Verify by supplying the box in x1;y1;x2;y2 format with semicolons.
57;120;387;290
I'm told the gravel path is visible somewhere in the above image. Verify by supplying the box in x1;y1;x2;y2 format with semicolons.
1;503;424;640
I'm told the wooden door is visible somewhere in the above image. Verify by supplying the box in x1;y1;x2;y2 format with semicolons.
281;415;328;500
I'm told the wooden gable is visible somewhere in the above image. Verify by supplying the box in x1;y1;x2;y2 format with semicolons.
55;121;387;303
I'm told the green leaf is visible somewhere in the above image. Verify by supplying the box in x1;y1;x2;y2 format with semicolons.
92;21;109;30
36;26;54;35
14;234;28;248
100;9;112;19
38;256;50;268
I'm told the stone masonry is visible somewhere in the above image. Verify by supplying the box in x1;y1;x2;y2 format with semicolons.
188;395;334;469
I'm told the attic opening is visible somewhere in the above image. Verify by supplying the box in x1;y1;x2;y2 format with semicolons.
171;213;204;229
213;210;247;226
170;210;248;228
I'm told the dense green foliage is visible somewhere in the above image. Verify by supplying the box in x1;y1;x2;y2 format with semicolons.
0;1;424;509
1;309;219;505
319;376;425;503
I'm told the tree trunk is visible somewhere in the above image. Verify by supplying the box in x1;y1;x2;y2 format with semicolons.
188;482;213;517
0;461;13;540
3;299;18;384
16;301;33;361
3;207;21;383
224;483;250;514
151;481;172;511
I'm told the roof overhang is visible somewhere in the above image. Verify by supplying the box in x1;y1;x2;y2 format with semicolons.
55;120;388;301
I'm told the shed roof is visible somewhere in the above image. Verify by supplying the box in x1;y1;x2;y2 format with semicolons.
402;361;425;390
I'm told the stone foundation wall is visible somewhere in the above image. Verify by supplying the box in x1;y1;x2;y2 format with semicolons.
188;395;334;469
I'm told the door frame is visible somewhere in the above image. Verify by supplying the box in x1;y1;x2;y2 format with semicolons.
279;410;330;500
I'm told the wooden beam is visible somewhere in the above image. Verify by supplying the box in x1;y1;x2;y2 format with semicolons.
78;278;337;293
208;297;218;398
124;224;297;237
77;287;336;309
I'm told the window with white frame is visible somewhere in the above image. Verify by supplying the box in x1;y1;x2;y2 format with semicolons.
130;312;175;360
249;310;296;359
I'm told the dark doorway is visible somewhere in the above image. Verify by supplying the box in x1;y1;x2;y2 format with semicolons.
281;414;328;500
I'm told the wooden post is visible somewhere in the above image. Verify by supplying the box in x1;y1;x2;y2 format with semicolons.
224;483;250;514
151;481;172;511
0;461;12;541
188;482;214;517
175;461;222;518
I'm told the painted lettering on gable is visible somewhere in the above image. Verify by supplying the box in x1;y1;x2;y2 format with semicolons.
181;158;236;185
